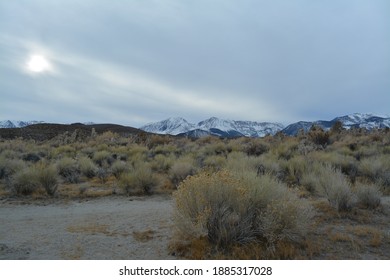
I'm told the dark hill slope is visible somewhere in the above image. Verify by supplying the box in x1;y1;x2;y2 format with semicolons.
0;123;143;141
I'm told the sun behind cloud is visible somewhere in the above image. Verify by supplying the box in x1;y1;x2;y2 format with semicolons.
26;54;52;73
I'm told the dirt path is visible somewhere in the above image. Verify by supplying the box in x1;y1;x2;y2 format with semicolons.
0;195;176;260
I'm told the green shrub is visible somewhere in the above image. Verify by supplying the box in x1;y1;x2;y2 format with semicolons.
173;170;314;250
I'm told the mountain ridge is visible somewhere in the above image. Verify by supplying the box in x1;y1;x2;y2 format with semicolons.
141;117;284;138
2;113;390;138
141;113;390;137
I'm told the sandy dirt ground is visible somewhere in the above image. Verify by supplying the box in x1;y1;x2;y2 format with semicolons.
0;195;176;260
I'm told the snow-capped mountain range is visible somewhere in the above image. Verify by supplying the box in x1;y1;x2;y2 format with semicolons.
281;113;390;135
141;114;390;137
141;117;284;138
2;113;390;138
0;120;44;128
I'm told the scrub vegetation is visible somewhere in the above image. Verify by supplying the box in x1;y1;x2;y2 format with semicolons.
0;124;389;259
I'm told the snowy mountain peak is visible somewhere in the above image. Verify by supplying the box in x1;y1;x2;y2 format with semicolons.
198;117;235;130
0;120;44;128
141;117;195;135
140;117;283;138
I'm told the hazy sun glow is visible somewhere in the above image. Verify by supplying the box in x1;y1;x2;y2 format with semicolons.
26;55;51;73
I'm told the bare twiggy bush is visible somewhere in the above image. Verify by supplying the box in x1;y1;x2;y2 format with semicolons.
173;170;314;250
307;126;330;147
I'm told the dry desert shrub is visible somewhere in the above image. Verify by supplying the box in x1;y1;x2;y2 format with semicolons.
0;156;26;181
119;163;159;195
169;156;197;186
301;163;355;211
307;126;330;147
78;156;97;178
151;154;174;173
57;157;80;183
244;138;270;156
202;155;226;171
92;150;113;167
35;163;59;196
271;137;299;160
10;166;40;195
354;183;382;209
359;155;390;188
173;170;314;252
110;160;130;179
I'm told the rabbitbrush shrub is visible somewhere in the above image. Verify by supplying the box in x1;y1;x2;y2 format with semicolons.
173;170;314;250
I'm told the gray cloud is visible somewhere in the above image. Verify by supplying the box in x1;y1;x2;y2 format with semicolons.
1;0;389;127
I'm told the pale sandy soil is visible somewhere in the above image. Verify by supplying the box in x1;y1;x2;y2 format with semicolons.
0;195;176;260
1;195;389;260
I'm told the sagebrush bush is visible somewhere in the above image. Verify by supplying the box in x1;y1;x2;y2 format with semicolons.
35;163;58;196
79;156;97;178
225;152;263;174
93;150;113;167
173;170;314;250
11;167;40;195
355;184;382;209
169;157;197;186
302;163;355;211
0;157;26;180
119;163;159;195
151;154;174;173
57;157;80;183
359;155;390;187
245;139;269;156
111;160;129;179
202;155;226;171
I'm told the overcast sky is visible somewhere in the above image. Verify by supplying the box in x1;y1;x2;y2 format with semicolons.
1;0;389;127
